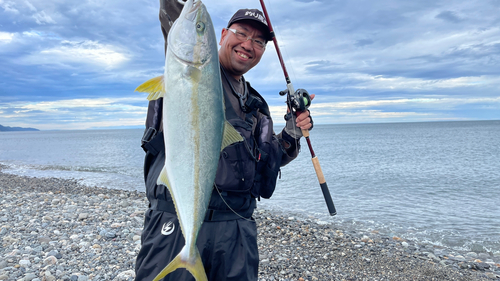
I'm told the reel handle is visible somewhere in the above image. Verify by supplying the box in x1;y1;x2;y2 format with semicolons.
280;88;312;112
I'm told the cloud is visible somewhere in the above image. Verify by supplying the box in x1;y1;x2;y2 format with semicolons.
37;98;143;112
267;96;500;125
0;31;14;43
24;0;36;12
19;40;129;68
355;39;375;47
0;0;19;14
32;11;56;25
356;75;500;91
435;11;463;23
1;0;500;130
311;97;500;110
0;97;148;130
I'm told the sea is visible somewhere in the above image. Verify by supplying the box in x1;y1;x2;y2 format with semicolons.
1;120;499;255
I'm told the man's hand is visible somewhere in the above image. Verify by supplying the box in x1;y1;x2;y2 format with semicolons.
284;94;315;139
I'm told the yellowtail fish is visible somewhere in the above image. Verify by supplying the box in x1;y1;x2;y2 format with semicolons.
135;0;242;280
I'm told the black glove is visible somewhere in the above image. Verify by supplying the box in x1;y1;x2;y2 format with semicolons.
159;0;186;54
284;112;302;139
283;110;313;139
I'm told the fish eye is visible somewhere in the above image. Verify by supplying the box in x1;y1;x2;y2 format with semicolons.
196;22;205;32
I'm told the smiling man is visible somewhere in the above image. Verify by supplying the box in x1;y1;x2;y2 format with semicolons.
135;2;314;281
219;11;270;80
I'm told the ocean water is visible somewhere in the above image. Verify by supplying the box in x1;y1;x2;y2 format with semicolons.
1;121;499;255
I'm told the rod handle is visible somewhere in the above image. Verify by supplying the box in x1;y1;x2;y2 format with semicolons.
312;156;337;216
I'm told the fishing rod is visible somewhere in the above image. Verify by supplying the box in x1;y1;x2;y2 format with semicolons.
259;0;337;216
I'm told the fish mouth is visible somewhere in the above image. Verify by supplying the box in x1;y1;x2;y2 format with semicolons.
184;0;202;22
170;0;209;67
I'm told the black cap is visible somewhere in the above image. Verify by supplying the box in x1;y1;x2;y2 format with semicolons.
227;9;273;41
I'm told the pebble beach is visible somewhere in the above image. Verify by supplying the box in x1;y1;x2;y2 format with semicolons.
1;167;499;281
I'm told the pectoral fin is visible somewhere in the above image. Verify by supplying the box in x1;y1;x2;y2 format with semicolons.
221;121;244;151
157;166;172;188
135;75;165;101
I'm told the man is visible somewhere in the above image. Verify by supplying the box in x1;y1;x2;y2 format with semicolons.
135;1;313;280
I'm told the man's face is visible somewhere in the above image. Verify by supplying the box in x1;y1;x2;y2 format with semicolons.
218;20;266;80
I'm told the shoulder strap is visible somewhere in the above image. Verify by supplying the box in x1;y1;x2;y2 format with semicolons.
246;82;271;117
141;131;164;156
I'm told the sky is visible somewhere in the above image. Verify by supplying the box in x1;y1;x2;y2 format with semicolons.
0;0;499;130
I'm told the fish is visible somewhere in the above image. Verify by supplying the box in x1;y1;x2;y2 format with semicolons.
135;0;243;280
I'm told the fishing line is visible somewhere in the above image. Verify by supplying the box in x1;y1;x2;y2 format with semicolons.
214;185;254;222
265;0;301;149
259;0;337;216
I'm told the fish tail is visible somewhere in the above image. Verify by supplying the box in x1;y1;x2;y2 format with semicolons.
186;248;207;281
152;246;207;281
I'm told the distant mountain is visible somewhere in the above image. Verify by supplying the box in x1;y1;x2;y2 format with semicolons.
0;124;39;132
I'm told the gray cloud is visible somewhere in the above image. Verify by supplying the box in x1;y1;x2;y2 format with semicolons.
435;11;463;23
355;39;374;47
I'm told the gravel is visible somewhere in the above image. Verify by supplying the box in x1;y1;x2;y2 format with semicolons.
1;168;498;280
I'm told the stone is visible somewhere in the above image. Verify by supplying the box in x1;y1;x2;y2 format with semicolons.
99;230;116;238
428;253;440;262
474;262;490;271
478;253;491;260
43;256;58;265
44;271;56;281
23;273;37;281
47;250;59;257
115;270;135;280
19;259;31;267
466;252;478;258
485;272;500;279
361;235;370;243
78;213;89;220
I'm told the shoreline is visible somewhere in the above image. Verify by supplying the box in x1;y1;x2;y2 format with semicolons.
0;170;498;280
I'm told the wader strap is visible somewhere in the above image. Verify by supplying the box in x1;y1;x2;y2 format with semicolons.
149;198;176;213
205;198;256;222
141;130;164;155
204;208;254;222
149;199;255;222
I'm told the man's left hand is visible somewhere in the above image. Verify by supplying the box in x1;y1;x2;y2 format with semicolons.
295;94;315;131
284;94;315;139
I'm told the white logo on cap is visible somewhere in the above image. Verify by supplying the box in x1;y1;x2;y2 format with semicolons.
244;11;267;25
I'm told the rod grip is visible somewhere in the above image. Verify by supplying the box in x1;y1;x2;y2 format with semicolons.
311;156;325;183
320;182;337;216
312;157;337;216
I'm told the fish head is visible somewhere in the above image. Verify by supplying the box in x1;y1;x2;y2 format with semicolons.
168;0;217;68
